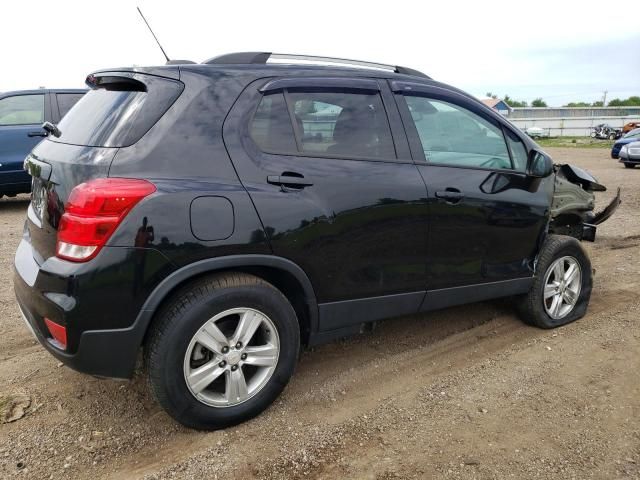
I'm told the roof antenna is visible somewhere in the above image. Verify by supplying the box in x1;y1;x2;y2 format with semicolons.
137;6;170;63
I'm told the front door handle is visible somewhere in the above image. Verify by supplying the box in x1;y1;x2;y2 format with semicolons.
28;130;48;137
267;173;313;189
435;188;464;203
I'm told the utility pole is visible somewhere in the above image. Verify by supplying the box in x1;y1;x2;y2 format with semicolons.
602;90;608;107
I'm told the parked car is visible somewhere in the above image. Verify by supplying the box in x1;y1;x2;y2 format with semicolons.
622;122;640;133
611;127;640;158
14;53;620;430
525;126;549;138
0;89;85;198
590;123;622;140
619;141;640;168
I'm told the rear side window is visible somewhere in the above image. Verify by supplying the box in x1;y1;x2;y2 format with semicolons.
56;93;85;118
250;93;297;153
404;96;512;170
0;94;44;126
250;89;396;160
52;74;183;148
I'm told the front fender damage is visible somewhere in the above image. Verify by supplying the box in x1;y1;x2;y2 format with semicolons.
549;164;621;242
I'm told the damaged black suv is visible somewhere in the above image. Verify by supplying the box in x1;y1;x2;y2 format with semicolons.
14;52;620;430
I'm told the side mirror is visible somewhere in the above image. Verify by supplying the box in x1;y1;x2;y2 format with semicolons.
526;150;554;178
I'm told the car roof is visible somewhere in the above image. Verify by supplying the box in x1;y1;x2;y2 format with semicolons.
96;62;426;80
92;62;496;123
93;63;476;101
625;127;640;137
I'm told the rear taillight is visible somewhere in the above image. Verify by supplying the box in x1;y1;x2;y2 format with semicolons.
56;178;156;262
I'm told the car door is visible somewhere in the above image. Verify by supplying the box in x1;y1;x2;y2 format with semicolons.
392;81;553;299
224;77;430;331
0;92;48;192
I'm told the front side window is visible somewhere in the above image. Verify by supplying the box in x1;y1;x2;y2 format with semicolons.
0;94;44;126
249;89;396;160
404;96;512;170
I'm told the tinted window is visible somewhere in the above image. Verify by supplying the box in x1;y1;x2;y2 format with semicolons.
504;129;528;171
405;96;511;169
56;93;85;118
53;75;183;148
250;93;297;153
0;94;44;125
288;91;395;159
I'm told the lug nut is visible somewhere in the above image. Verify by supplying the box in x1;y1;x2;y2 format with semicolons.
218;360;226;368
235;341;242;349
221;346;229;354
231;365;238;371
241;353;247;360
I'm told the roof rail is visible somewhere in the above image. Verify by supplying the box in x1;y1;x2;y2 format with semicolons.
203;52;430;79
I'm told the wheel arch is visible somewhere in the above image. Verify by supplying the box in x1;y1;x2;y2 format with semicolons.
137;255;319;350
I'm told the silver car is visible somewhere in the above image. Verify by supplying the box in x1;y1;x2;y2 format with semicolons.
619;141;640;168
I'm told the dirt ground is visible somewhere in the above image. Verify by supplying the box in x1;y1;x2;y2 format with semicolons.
0;148;638;480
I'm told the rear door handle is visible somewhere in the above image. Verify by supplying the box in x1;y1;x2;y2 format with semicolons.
267;173;313;189
28;131;47;137
435;189;464;203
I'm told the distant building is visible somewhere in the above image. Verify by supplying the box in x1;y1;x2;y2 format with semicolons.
481;98;512;116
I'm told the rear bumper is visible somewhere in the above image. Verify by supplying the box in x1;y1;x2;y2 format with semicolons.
13;235;176;379
14;287;141;378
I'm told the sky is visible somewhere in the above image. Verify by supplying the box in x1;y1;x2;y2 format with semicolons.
1;0;638;107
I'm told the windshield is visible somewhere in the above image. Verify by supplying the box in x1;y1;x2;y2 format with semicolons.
52;73;183;148
624;128;640;139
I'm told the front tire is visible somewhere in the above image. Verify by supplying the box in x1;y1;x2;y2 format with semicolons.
145;273;300;430
517;235;592;328
624;163;635;169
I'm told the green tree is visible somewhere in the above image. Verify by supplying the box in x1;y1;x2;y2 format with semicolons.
503;94;527;108
591;101;604;107
531;98;548;107
607;96;640;107
485;92;498;99
564;102;591;107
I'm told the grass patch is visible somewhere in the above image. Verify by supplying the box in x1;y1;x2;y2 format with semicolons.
535;137;615;149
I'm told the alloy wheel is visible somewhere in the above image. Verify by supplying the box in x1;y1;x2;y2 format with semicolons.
183;308;280;407
543;256;582;320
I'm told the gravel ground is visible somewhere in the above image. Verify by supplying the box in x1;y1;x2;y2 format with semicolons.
0;147;638;480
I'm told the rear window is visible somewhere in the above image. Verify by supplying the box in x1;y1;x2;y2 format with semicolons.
52;74;183;148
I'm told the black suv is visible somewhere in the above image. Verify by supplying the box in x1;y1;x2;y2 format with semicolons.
14;53;618;430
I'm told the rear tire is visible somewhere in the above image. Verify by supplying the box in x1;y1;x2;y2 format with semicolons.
145;273;300;430
517;235;592;328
